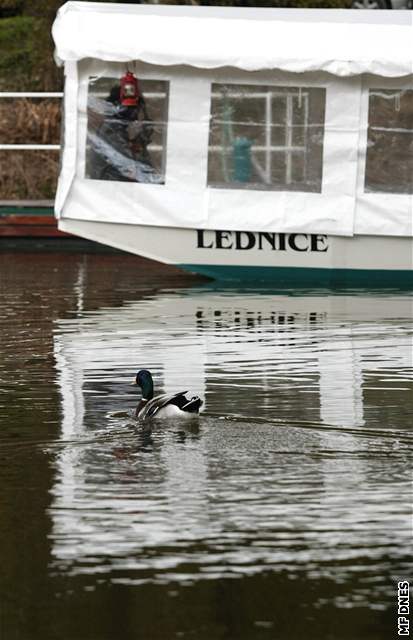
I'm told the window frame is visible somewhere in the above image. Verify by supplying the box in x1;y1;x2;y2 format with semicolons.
82;74;170;185
207;82;326;194
353;75;413;235
363;86;413;196
358;75;413;198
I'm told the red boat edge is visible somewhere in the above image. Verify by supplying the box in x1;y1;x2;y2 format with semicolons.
0;202;70;238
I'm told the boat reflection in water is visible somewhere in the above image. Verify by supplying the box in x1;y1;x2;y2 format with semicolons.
50;287;412;615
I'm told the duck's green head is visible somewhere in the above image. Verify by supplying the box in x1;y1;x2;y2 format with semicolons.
134;369;154;400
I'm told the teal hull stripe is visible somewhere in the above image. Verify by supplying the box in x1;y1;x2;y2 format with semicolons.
0;206;54;216
179;263;413;287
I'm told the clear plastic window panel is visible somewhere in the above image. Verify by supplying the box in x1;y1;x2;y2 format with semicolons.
365;89;413;195
85;77;169;184
208;84;326;193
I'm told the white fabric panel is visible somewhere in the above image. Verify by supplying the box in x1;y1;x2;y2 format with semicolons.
206;191;356;236
354;195;413;237
54;62;78;217
354;76;413;237
53;4;413;78
62;64;360;236
66;63;210;228
57;59;413;238
63;180;208;228
165;75;211;193
203;74;360;236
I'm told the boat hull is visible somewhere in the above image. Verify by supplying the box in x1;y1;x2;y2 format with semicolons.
58;218;413;286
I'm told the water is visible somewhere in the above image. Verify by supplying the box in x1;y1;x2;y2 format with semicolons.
0;250;411;640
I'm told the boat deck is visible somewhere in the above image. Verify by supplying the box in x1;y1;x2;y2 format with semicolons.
0;202;68;238
0;201;119;252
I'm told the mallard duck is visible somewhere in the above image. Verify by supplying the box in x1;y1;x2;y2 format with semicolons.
132;369;203;420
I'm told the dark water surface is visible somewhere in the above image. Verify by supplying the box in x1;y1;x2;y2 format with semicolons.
0;250;411;640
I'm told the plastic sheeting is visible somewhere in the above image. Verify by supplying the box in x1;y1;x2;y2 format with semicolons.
53;3;413;78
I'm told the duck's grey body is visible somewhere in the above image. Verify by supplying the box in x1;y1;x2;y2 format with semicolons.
133;370;203;420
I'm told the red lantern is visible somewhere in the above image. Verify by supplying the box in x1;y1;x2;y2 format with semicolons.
120;70;139;106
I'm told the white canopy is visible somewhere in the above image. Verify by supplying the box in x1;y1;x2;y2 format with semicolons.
53;2;413;78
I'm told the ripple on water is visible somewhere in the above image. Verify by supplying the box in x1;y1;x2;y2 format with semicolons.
1;252;411;621
40;289;413;611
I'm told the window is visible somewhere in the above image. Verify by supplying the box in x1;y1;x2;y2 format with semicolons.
208;84;326;193
85;76;169;184
365;89;413;195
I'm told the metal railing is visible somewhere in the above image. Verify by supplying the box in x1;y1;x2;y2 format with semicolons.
0;92;62;206
0;92;63;151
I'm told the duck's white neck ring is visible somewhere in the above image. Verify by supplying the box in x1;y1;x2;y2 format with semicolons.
142;398;149;402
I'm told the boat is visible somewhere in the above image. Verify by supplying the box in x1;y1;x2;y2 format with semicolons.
52;3;413;284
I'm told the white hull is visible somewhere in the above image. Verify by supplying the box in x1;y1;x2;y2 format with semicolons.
59;218;413;285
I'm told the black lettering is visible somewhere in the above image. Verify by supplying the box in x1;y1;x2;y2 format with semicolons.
198;229;329;253
215;230;233;249
288;234;309;252
311;234;329;253
197;229;213;249
398;617;409;635
235;231;256;250
258;233;276;250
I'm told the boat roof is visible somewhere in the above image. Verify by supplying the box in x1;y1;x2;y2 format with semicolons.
53;2;413;77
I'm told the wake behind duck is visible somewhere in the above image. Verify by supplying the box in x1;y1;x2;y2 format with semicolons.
132;369;203;420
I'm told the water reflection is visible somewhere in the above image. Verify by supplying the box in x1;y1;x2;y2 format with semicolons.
50;289;412;609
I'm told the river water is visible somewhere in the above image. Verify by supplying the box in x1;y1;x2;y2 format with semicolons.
0;249;411;640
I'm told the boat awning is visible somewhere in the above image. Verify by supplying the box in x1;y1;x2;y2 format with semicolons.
53;2;413;78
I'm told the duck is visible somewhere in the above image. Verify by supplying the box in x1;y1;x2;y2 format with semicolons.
132;369;203;420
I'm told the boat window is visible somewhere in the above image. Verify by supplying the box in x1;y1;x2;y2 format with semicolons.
207;84;325;193
365;89;413;195
85;76;169;184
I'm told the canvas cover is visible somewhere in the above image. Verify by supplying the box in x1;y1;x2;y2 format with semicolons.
53;3;413;78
